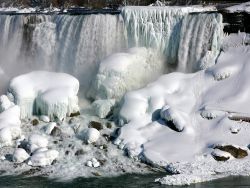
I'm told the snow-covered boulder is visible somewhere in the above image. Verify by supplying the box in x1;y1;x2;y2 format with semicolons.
8;71;79;121
28;134;48;153
211;149;233;161
12;148;30;163
0;105;21;147
92;99;116;118
39;115;50;123
28;149;59;166
88;47;165;100
81;128;100;144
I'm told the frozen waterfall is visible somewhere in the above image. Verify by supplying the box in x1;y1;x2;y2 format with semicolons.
0;7;223;94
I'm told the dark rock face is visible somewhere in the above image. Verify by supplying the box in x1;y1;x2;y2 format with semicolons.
50;126;62;137
212;154;230;161
214;145;248;159
69;111;80;117
220;11;250;34
89;121;103;130
31;119;39;126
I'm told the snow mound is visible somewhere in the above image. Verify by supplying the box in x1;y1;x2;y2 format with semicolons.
8;71;79;121
0;104;21;147
88;47;165;100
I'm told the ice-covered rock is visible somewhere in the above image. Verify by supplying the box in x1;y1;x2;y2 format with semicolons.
92;99;116;118
88;47;165;100
28;149;59;166
0;105;21;147
8;71;79;121
81;128;100;144
28;134;48;153
86;158;100;168
40;115;50;123
0;95;14;113
44;122;57;135
12;148;30;163
211;149;233;161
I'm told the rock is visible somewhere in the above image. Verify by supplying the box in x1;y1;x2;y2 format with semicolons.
65;150;69;155
45;122;57;135
31;119;39;126
51;126;62;137
89;121;103;130
214;144;248;159
106;122;112;129
12;148;30;163
70;111;80;117
81;128;100;144
211;149;232;161
75;149;85;156
92;172;101;176
92;99;115;119
230;127;240;134
39;115;50;123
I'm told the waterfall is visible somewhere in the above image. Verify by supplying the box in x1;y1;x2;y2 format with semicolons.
121;6;223;70
0;14;127;92
0;7;223;94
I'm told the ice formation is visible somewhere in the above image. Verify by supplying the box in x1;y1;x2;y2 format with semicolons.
122;6;222;70
88;47;165;100
92;99;116;118
8;71;79;121
115;33;250;184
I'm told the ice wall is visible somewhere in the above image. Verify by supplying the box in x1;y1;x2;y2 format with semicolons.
122;6;223;70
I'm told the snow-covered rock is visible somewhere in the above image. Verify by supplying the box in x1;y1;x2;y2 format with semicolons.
88;47;165;100
12;148;30;163
92;99;116;118
0;95;14;113
44;122;57;135
86;158;100;168
8;71;79;121
39;115;50;123
225;2;250;13
81;128;100;144
0;105;21;147
28;134;48;153
28;149;59;166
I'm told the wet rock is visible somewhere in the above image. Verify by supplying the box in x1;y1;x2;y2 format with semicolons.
92;172;101;176
89;121;103;130
65;150;70;155
75;149;85;156
31;119;39;126
50;126;62;137
106;122;112;129
214;144;248;159
70;111;80;117
21;168;41;176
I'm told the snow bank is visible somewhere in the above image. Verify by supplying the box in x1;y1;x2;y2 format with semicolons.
8;71;79;121
116;34;250;184
88;47;165;100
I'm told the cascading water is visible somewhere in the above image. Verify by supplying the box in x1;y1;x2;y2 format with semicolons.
0;14;127;92
121;6;223;71
0;6;223;94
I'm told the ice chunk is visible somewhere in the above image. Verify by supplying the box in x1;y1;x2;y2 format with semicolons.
0;95;14;113
28;149;59;166
8;71;79;121
40;115;50;123
12;148;30;163
92;99;116;118
28;134;48;153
